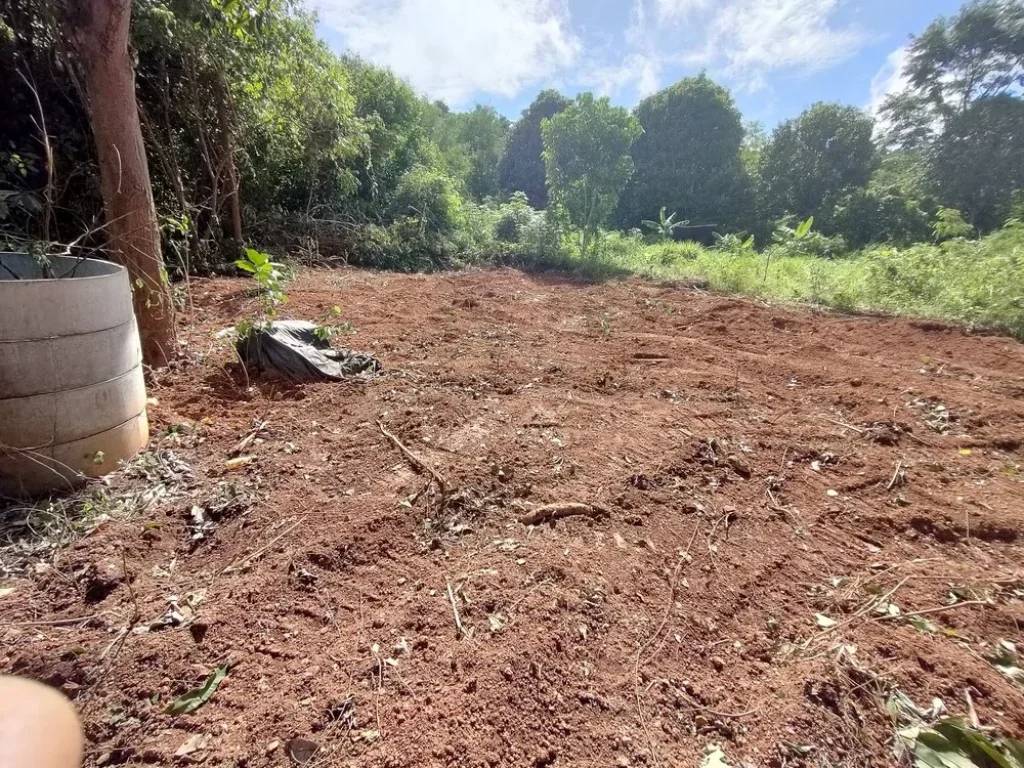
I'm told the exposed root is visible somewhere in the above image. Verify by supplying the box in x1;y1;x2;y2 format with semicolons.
518;502;611;526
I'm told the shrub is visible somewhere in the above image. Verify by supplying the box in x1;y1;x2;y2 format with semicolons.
494;192;537;243
827;187;932;247
389;165;464;235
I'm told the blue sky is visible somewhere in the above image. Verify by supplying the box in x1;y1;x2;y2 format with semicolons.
314;0;965;128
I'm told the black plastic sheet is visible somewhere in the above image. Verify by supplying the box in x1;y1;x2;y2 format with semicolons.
236;321;381;382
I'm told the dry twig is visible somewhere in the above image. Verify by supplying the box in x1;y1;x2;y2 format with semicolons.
445;578;467;639
876;599;989;622
886;460;905;491
378;421;448;497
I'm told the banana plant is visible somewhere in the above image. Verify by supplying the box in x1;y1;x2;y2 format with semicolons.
642;207;689;241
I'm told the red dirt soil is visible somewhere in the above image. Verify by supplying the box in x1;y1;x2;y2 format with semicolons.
3;267;1024;768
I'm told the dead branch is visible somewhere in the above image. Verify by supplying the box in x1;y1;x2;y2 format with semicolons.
519;502;611;526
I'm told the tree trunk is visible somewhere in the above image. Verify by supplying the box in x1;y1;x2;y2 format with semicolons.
69;0;176;366
216;74;243;244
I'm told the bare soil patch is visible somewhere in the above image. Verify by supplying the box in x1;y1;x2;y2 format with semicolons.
3;268;1023;767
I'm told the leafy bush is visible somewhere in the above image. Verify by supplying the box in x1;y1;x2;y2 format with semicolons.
827;187;932;247
389;165;464;235
932;207;974;241
771;216;848;258
647;240;706;265
494;192;537;243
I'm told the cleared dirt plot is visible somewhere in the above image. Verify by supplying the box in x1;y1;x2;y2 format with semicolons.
3;268;1024;767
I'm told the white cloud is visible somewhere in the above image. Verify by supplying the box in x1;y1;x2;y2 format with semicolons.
649;0;868;91
584;54;663;98
313;0;580;106
655;0;713;22
868;45;910;118
312;0;873;110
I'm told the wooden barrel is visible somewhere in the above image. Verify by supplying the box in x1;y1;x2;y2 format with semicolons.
0;253;149;496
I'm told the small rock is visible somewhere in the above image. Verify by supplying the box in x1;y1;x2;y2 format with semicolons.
850;378;863;387
266;741;280;754
826;489;839;498
711;656;726;672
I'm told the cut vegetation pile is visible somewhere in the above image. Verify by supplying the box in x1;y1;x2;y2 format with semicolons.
2;268;1023;768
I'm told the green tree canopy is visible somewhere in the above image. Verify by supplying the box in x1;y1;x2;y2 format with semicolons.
882;0;1024;148
879;0;1024;229
428;104;509;202
498;89;570;207
617;75;753;232
541;92;641;254
759;102;877;222
931;95;1024;230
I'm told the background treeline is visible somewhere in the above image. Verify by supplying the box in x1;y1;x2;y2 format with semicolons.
1;0;1023;333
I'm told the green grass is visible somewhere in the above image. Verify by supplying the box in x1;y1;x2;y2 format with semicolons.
557;226;1024;338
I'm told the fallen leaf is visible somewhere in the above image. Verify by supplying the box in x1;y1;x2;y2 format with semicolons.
164;665;229;715
959;448;972;456
990;640;1024;689
488;614;506;633
225;456;254;470
174;733;211;757
900;717;1024;768
815;613;837;629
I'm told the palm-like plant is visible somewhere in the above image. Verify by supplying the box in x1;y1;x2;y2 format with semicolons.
642;207;689;241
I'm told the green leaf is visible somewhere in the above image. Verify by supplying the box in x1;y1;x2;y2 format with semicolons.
234;259;256;273
244;248;270;266
795;215;814;239
163;665;229;716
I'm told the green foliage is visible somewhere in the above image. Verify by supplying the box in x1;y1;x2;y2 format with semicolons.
882;0;1024;146
933;207;975;241
618;75;754;233
498;90;570;207
879;1;1024;231
641;208;689;242
584;219;1024;337
428;104;509;202
344;57;433;214
494;192;537;243
898;718;1024;768
759;103;877;222
312;305;354;341
390;164;464;235
541;93;642;255
826;187;932;247
930;95;1024;230
235;247;287;327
